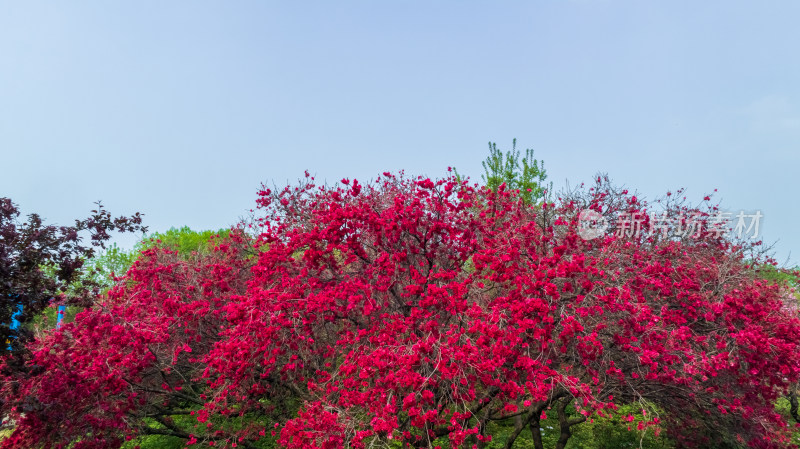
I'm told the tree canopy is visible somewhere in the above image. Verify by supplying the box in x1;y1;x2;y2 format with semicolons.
2;173;799;449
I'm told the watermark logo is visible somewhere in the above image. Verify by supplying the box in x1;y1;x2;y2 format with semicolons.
577;209;763;241
577;209;609;240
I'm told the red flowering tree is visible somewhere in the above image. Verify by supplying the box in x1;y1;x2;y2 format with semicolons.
0;231;259;448
2;173;799;449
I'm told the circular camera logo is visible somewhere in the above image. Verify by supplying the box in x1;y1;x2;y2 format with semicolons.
578;209;608;240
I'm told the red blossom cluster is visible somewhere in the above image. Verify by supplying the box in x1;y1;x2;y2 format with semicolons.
2;173;799;449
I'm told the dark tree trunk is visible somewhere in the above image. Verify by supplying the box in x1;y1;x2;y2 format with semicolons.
529;414;545;449
790;389;800;423
554;396;587;449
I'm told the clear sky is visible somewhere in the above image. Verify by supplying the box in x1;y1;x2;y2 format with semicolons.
1;1;798;265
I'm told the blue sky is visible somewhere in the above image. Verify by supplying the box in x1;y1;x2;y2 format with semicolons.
1;1;798;265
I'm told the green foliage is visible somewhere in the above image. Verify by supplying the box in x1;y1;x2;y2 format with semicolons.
756;264;800;302
452;139;550;205
477;404;673;449
120;413;279;449
138;226;235;256
82;244;139;290
568;405;674;449
376;403;674;449
91;226;237;289
481;139;550;204
121;430;185;449
775;397;800;447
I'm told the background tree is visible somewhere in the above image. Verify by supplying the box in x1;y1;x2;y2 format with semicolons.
480;139;550;204
0;198;145;357
85;226;238;290
453;139;550;206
